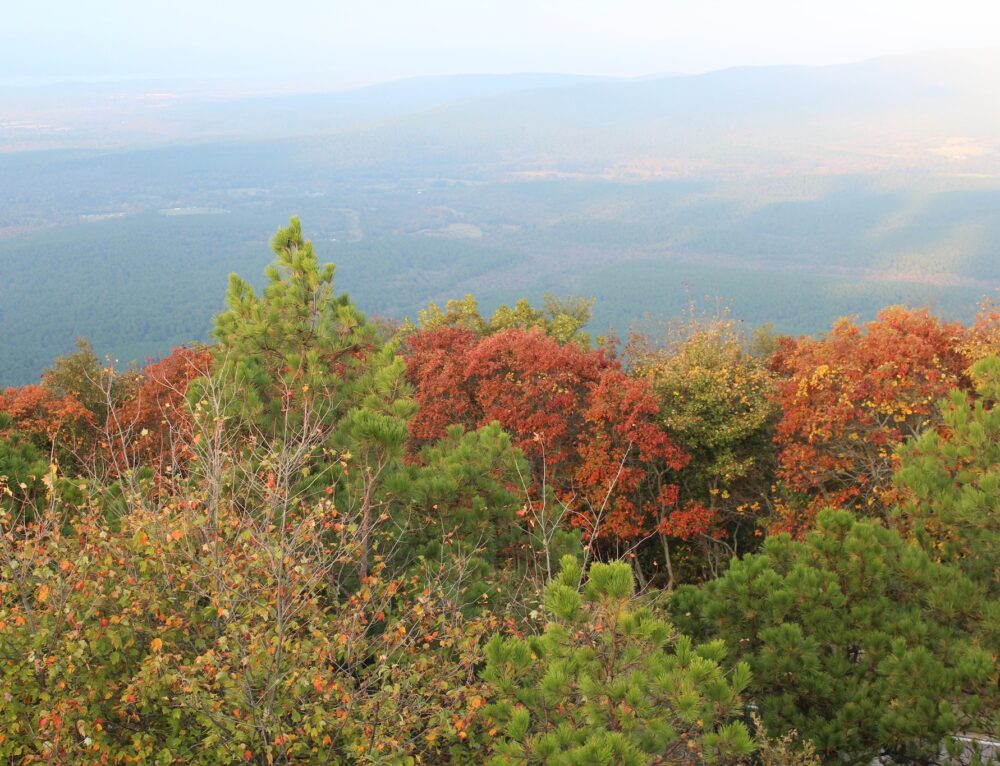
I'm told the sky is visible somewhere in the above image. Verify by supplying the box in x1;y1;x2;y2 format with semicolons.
4;0;1000;88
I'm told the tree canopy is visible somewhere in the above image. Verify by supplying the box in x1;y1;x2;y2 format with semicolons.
3;218;999;764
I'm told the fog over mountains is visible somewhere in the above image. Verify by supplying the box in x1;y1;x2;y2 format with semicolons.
2;49;1000;384
6;49;1000;166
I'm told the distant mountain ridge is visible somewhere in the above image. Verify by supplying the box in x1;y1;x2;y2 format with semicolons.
5;49;1000;163
297;48;1000;176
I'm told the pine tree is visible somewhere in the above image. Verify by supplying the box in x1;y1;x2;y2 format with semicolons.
210;216;382;435
0;413;48;507
672;509;999;764
404;424;524;560
482;555;754;765
896;355;1000;596
198;217;417;579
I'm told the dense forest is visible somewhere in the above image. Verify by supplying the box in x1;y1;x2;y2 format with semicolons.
4;173;996;388
1;218;999;764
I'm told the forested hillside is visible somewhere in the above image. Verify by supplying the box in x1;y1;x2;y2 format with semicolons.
1;219;998;764
4;49;1000;386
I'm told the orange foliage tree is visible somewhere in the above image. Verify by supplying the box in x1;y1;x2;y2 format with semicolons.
769;306;967;533
0;385;96;471
961;298;1000;365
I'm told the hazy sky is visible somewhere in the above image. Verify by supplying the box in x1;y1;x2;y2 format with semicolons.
4;0;1000;86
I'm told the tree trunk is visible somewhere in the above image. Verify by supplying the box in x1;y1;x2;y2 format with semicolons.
659;532;675;591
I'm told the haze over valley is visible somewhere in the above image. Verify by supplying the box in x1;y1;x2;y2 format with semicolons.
3;48;1000;384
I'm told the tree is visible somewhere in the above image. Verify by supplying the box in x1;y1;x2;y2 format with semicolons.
41;337;130;424
104;345;213;479
0;384;96;473
490;296;594;345
210;216;383;436
895;355;1000;596
572;368;688;580
0;413;48;507
0;476;497;764
404;423;527;575
408;325;612;465
961;298;1000;365
405;327;687;561
402;326;481;446
769;307;967;533
482;555;755;765
671;510;999;765
412;293;594;345
629;316;777;580
414;294;489;336
329;342;416;579
203;218;417;580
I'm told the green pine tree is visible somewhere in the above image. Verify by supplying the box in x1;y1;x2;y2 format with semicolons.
482;555;754;765
210;216;381;435
195;218;554;587
672;509;999;764
195;217;417;579
0;413;48;509
896;355;1000;596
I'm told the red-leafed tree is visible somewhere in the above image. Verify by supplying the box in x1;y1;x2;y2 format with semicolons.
404;327;687;552
573;368;687;541
460;329;615;467
769;306;967;533
106;346;213;477
404;326;481;444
